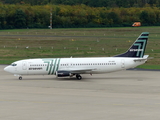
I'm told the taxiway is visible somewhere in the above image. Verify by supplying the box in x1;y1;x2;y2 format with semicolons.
0;65;160;120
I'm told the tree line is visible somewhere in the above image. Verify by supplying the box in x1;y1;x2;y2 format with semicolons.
1;0;160;7
0;4;160;29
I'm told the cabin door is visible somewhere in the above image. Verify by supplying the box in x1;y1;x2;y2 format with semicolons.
121;59;125;68
22;61;27;70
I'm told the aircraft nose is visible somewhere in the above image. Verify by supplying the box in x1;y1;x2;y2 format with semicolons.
4;66;11;73
4;66;9;72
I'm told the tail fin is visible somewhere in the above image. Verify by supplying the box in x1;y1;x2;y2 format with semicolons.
115;32;149;58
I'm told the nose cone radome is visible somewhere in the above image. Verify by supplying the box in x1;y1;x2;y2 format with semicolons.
4;66;12;73
4;66;8;72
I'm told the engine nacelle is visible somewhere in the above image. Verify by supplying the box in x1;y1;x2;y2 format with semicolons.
56;71;71;77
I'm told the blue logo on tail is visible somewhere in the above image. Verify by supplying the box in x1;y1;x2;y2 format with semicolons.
115;32;149;58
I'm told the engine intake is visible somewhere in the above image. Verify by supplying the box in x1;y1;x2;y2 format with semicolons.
56;71;71;77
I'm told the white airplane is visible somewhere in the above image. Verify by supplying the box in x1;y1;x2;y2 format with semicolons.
4;32;149;80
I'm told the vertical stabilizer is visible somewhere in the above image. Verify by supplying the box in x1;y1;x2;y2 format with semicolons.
115;32;149;58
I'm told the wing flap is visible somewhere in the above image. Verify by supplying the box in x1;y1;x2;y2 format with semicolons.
70;68;95;74
59;68;95;74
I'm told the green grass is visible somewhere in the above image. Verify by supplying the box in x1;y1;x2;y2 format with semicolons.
136;65;160;70
0;27;160;69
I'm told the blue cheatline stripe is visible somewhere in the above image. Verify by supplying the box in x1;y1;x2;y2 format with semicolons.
138;40;147;57
46;62;50;71
42;59;51;71
52;59;57;75
51;59;56;74
141;32;149;35
42;61;50;71
42;58;61;75
55;58;61;75
134;43;141;57
138;38;147;40
133;38;147;57
48;60;53;75
139;36;148;38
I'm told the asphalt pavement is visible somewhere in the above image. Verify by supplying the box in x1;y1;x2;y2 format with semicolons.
0;65;160;120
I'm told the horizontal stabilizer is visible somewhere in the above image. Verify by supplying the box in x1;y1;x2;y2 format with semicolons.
133;55;149;61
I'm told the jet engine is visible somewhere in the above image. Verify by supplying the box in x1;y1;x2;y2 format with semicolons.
56;71;71;77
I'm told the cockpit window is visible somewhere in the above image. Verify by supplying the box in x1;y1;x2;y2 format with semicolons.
11;63;17;66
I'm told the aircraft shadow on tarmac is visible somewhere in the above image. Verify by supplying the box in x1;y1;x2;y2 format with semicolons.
10;76;146;82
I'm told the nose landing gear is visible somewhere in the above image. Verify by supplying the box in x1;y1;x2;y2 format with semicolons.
14;74;23;80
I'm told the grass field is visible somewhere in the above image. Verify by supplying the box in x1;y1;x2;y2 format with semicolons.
0;27;160;69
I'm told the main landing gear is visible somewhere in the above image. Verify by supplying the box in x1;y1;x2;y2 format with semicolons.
19;76;22;80
76;74;82;80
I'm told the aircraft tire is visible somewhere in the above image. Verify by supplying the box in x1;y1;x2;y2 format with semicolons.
19;76;22;80
76;74;82;80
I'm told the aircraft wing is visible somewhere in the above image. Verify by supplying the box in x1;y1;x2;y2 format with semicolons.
58;68;96;74
56;68;96;79
69;68;95;74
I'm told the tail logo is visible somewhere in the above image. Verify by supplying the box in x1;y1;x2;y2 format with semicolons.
114;32;149;58
131;39;147;57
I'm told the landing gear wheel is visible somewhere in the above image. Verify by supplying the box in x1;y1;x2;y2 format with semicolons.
76;74;82;80
19;76;22;80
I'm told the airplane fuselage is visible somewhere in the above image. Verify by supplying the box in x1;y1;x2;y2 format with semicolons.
5;57;146;76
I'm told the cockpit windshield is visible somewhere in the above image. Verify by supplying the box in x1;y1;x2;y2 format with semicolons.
11;63;17;66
